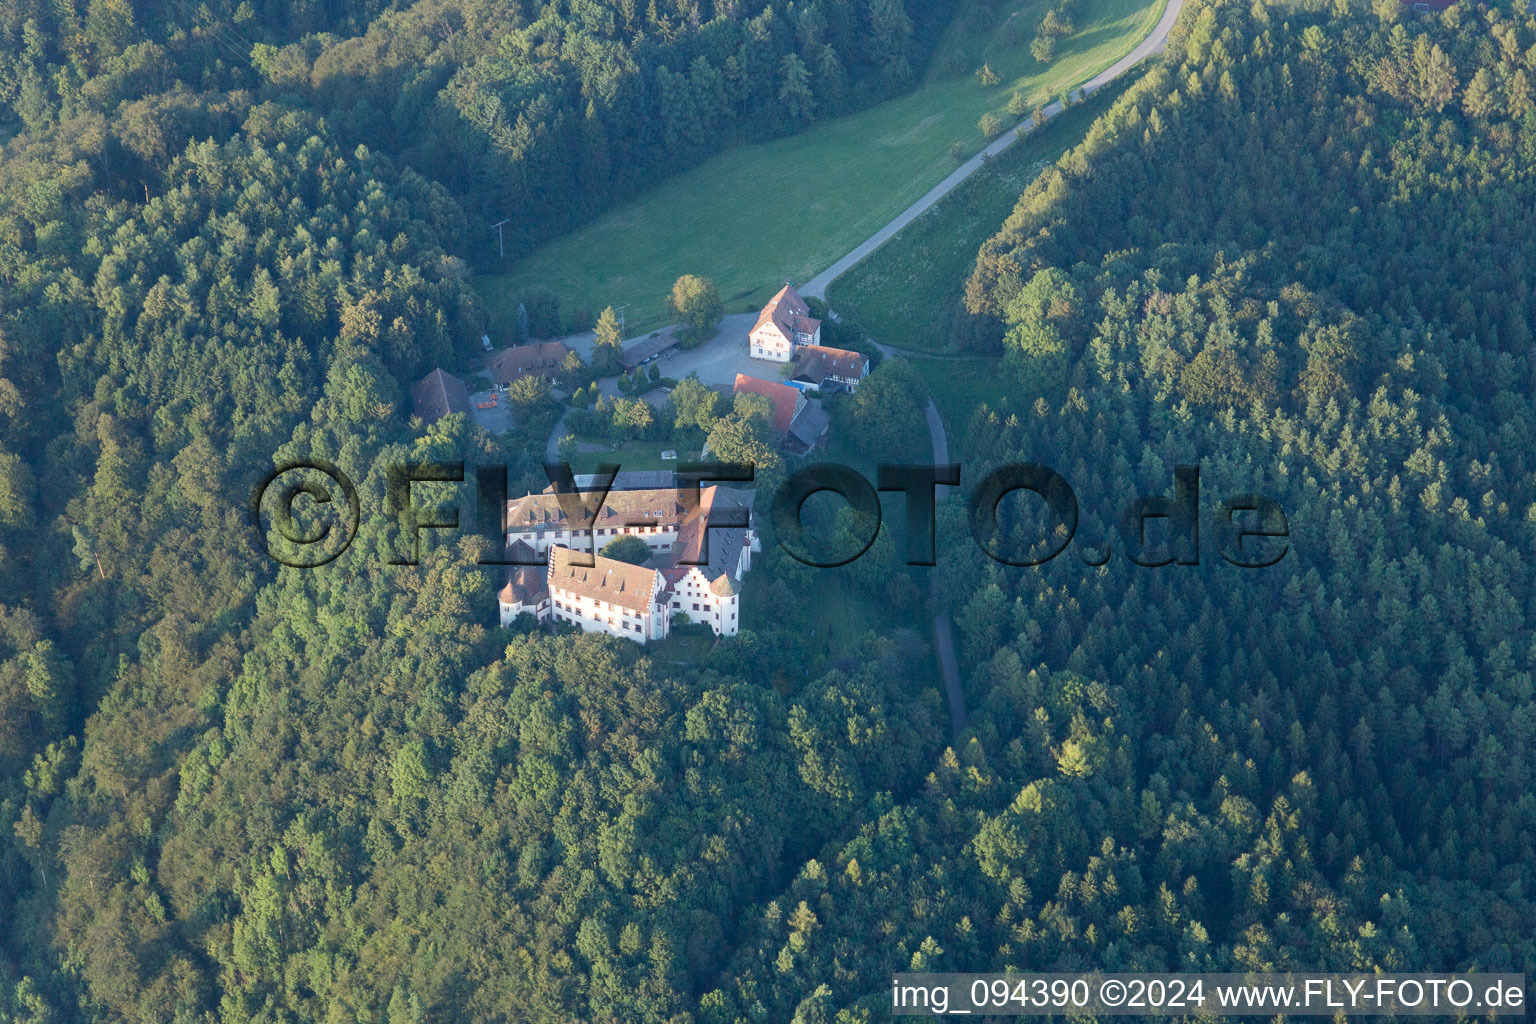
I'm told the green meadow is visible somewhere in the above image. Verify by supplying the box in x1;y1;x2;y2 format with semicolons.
826;76;1135;352
475;0;1166;333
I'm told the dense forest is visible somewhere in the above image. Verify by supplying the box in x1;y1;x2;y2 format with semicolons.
2;0;1535;1020
708;0;1536;1011
0;0;958;259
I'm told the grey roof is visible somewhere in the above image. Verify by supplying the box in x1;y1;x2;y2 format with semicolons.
618;333;679;369
410;368;470;422
669;487;753;583
792;345;868;385
787;400;830;450
546;470;676;493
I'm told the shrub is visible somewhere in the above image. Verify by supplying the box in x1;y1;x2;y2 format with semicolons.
601;535;653;565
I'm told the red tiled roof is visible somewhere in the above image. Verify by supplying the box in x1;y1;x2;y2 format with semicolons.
500;568;547;606
499;541;547;605
507;486;686;532
751;284;821;342
671;486;750;569
548;547;660;613
487;341;572;385
733;373;801;433
510;485;754;606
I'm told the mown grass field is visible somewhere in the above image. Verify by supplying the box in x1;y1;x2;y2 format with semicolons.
566;436;696;475
826;77;1135;352
909;355;1025;443
475;0;1166;333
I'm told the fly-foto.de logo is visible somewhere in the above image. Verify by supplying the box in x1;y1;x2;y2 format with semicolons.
250;460;1290;570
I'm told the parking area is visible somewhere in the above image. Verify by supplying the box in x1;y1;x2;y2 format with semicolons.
556;322;681;365
595;313;792;401
467;390;515;432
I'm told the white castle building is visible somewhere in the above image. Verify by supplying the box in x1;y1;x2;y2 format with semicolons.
498;473;757;643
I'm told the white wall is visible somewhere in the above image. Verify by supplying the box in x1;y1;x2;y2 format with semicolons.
549;590;657;643
750;327;793;361
668;568;743;636
504;514;753;641
509;525;678;558
499;598;549;627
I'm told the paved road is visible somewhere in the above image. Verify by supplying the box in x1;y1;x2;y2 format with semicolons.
922;397;967;739
799;0;1185;300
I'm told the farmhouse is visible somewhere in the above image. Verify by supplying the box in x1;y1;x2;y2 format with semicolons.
791;344;870;393
498;482;757;642
749;284;821;361
409;367;471;422
487;341;572;388
733;374;829;452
